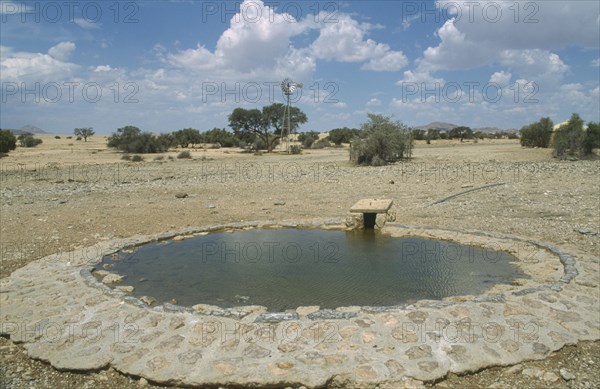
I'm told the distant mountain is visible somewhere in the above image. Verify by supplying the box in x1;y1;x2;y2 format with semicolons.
413;122;459;132
11;125;49;135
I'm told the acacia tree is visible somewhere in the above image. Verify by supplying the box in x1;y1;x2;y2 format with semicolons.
448;126;473;142
520;117;553;148
74;127;95;142
350;114;413;165
228;103;307;152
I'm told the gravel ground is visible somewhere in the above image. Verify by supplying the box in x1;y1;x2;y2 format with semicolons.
1;136;598;388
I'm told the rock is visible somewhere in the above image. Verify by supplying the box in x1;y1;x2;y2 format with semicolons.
296;306;320;316
115;285;134;293
140;296;156;305
522;367;543;378
559;368;575;381
406;344;432;360
576;228;598;236
389;180;395;184
255;312;299;323
101;273;124;284
274;201;286;206
138;377;148;386
175;193;188;198
542;372;559;383
506;364;523;374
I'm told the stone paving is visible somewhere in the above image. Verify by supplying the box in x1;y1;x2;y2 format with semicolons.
1;219;598;388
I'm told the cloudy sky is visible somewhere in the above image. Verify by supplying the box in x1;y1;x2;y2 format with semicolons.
1;0;599;134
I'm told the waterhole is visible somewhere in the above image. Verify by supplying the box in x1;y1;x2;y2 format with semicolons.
99;228;528;311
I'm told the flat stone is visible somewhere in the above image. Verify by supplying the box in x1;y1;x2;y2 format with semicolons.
385;359;405;375
406;344;432;360
146;356;170;371
355;365;378;379
115;285;134;293
177;350;202;365
296;306;320;316
350;198;393;213
407;310;429;324
391;326;419;343
156;335;185;351
307;309;357;320
417;361;439;372
255;312;299;323
243;344;271;358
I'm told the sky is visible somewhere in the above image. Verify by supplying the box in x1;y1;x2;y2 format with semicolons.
0;0;599;134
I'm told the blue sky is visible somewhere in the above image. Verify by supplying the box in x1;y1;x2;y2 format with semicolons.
1;0;599;134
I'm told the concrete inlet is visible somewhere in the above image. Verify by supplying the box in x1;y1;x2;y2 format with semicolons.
349;198;394;229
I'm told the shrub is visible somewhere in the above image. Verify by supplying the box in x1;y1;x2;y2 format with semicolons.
131;155;144;162
253;138;267;151
298;131;319;148
350;114;413;166
553;113;585;157
289;145;302;154
302;136;316;148
153;155;165;161
76;137;82;141
311;138;331;149
520;117;553;148
582;122;600;155
0;130;17;154
177;150;192;159
18;134;43;148
54;135;61;139
107;126;171;153
121;154;132;160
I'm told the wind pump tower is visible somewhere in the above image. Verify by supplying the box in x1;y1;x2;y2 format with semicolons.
280;78;303;153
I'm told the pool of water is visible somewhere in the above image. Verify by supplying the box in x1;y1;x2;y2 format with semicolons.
99;229;528;311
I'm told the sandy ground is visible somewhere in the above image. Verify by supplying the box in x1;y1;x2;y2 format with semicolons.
1;135;599;388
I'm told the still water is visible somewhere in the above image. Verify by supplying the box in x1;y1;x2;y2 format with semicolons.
100;229;527;311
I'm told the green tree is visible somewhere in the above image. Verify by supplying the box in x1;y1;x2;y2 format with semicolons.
350;114;413;166
0;130;17;155
412;129;426;140
228;104;307;152
202;128;238;147
553;113;585;156
74;127;95;142
448;126;473;142
426;129;441;140
107;126;170;153
172;128;201;148
328;127;360;145
583;122;600;155
520;117;553;148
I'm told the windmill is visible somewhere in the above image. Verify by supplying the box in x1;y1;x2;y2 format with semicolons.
280;78;303;153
